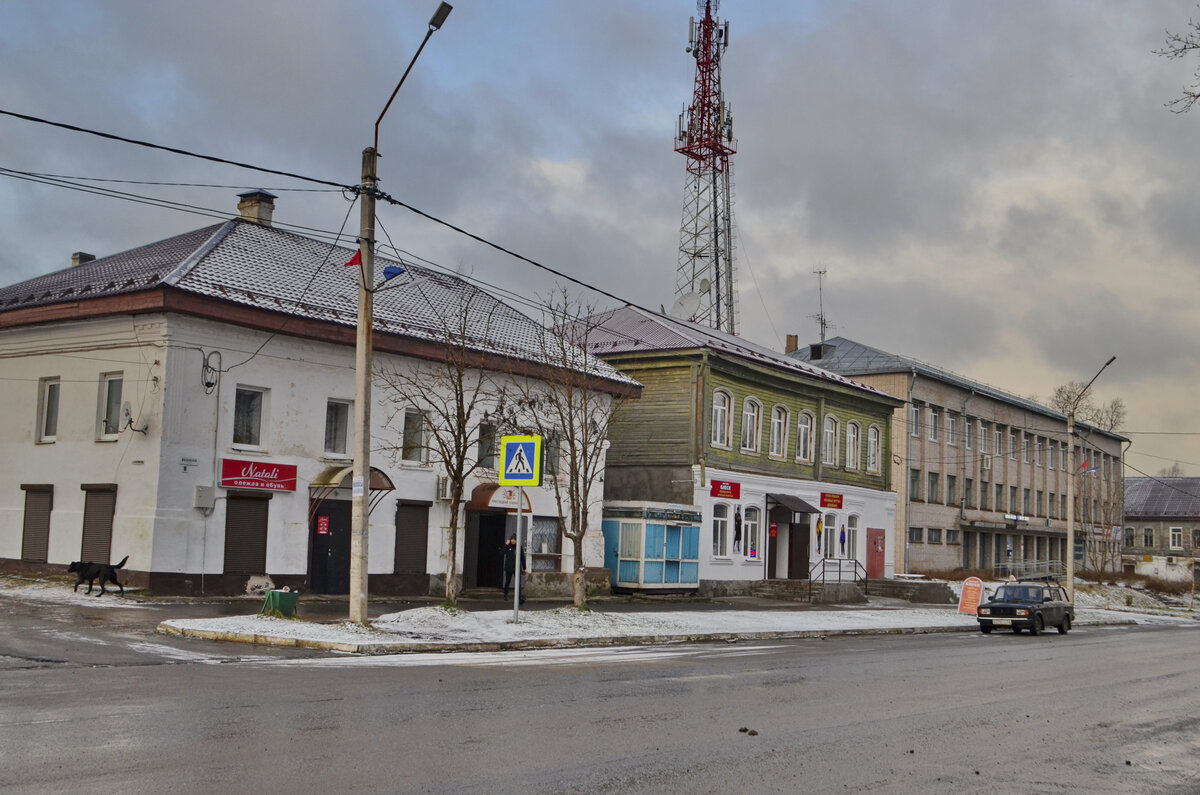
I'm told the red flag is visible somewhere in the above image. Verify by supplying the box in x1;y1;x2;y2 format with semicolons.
343;249;362;268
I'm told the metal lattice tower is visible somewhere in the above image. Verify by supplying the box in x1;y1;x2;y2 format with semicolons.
673;0;738;334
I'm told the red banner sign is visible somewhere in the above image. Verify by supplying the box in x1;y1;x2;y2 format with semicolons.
221;458;297;492
316;516;330;535
820;492;843;509
710;480;741;499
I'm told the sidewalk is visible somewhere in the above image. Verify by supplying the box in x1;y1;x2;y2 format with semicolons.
155;598;1158;655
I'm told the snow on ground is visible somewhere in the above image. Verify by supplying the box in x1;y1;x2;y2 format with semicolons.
0;576;148;608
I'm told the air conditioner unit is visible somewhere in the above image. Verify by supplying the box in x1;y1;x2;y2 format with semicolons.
436;476;453;502
1167;556;1177;564
981;456;991;471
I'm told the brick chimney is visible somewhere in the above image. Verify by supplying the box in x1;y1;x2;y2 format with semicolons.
785;334;798;354
71;252;96;267
237;189;276;227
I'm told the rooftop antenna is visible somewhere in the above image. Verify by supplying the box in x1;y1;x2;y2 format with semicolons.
809;265;831;343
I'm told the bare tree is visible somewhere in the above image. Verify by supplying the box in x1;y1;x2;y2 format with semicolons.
1158;9;1200;113
376;290;504;605
1158;462;1187;477
507;289;629;609
1080;473;1124;575
1048;381;1126;432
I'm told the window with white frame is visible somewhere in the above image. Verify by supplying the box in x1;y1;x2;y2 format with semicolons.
1171;526;1183;550
402;408;425;462
477;421;497;469
37;377;60;443
1123;527;1133;547
964;418;973;450
324;400;350;456
1009;428;1017;459
980;421;989;453
824;512;838;557
741;399;762;452
98;372;124;440
909;403;920;437
928;472;940;503
1023;436;1030;463
796;412;814;462
846;514;859;557
543;431;561;478
713;503;730;557
711;390;731;448
743;506;760;559
947;414;957;446
994;425;1003;454
822;415;839;466
1048;440;1056;470
867;426;881;472
846;422;860;470
928;407;940;441
1035;438;1043;466
1144;527;1154;547
769;405;788;457
233;386;265;447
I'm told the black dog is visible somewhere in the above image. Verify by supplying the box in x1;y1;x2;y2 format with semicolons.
68;555;128;596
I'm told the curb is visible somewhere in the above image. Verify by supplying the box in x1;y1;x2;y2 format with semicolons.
155;616;1140;656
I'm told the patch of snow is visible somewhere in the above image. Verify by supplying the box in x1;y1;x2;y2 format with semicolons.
0;578;147;608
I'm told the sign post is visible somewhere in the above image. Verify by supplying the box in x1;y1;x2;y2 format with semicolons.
499;435;542;621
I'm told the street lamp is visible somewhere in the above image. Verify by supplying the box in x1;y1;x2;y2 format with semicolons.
1065;355;1116;602
350;2;452;624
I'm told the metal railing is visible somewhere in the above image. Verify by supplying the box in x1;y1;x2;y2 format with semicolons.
991;559;1064;581
809;557;867;597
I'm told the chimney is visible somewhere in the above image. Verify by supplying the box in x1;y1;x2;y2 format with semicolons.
237;189;276;227
785;334;798;354
71;252;96;267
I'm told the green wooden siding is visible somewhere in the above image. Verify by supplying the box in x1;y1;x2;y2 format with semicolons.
605;359;697;465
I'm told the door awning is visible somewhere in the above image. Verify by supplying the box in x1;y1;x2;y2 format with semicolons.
307;465;395;522
766;493;821;514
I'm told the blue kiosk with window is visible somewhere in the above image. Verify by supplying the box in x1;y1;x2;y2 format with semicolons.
602;503;702;591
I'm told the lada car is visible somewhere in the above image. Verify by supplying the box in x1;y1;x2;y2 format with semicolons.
977;581;1073;635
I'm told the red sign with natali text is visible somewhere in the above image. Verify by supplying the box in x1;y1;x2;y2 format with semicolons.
710;480;741;499
820;492;843;509
221;458;297;492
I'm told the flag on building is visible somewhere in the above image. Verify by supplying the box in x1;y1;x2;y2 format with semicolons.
343;250;362;268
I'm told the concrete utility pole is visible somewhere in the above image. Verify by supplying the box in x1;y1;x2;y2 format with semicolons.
1065;355;1115;603
350;2;452;624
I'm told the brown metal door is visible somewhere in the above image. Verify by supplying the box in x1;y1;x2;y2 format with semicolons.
788;523;809;579
867;527;886;579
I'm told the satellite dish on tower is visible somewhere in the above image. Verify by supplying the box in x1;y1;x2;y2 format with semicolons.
699;278;711;293
670;292;702;320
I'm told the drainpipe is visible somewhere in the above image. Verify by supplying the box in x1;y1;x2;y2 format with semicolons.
903;369;917;574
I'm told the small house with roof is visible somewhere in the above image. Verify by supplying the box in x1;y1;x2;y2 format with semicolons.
0;191;636;596
1122;477;1200;582
585;307;902;598
791;336;1127;577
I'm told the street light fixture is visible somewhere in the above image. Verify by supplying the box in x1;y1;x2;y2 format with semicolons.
350;2;452;624
1065;355;1116;603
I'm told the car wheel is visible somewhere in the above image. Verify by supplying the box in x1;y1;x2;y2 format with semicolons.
1058;615;1071;635
980;624;992;634
1030;614;1043;636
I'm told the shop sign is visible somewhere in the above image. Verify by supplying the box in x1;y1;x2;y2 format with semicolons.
710;480;740;499
769;522;778;538
820;492;843;509
488;486;532;512
220;458;297;492
958;577;984;616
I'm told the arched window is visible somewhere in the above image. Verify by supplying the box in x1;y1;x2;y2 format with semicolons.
846;422;861;470
822;415;839;466
769;405;788;457
741;398;762;452
824;512;838;557
846;514;860;559
713;503;730;557
796;412;814;462
711;390;731;448
743;506;760;560
867;426;881;472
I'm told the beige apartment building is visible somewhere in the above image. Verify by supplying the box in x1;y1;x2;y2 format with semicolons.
790;338;1127;576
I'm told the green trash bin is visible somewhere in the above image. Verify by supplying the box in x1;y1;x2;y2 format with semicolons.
260;589;299;618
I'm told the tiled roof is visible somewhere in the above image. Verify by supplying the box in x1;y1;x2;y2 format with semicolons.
585;306;900;402
1124;477;1200;519
0;218;634;386
792;336;1127;442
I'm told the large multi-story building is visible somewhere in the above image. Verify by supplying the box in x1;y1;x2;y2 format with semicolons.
791;337;1127;576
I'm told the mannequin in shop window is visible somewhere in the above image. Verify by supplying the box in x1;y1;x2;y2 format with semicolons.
733;507;743;555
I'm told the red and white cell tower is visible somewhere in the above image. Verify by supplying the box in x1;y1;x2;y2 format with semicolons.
673;0;737;334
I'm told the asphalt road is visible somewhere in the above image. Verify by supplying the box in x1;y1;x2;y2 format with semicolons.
2;594;1198;794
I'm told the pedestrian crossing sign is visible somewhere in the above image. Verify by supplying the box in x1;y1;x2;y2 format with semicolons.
498;435;542;486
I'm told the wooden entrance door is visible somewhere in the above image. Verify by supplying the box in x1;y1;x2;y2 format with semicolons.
866;527;886;579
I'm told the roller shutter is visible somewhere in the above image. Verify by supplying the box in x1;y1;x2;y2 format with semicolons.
394;503;429;573
80;485;116;563
224;495;270;574
20;485;53;563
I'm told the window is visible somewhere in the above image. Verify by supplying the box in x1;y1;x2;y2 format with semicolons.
979;483;989;510
1194;529;1200;549
530;516;562;571
846;422;860;470
964;418;974;450
909;403;920;437
743;506;760;559
796;412;814;462
98;372;123;439
908;526;924;543
543;432;561;478
1010;486;1018;513
1123;527;1134;548
769;406;788;457
928;407;940;441
233;386;264;447
402;408;425;462
909;468;921;499
995;483;1005;512
1171;527;1183;550
1036;490;1044;516
1035;439;1043;466
1009;429;1017;459
1060;494;1067;517
713;503;730;557
994;425;1003;455
1023;436;1030;463
1048;441;1056;470
324;400;350;456
980;422;989;453
928;528;943;544
476;422;498;469
965;478;974;509
946;528;960;545
741;399;762;452
822;415;839;466
947;414;957;446
1023;488;1031;515
37;377;60;443
711;390;731;447
946;475;957;507
824;512;838;557
846;514;859;557
928;472;940;503
867;426;881;472
1144;527;1154;547
1048;492;1056;519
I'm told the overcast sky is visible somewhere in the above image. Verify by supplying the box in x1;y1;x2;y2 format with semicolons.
2;0;1199;475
